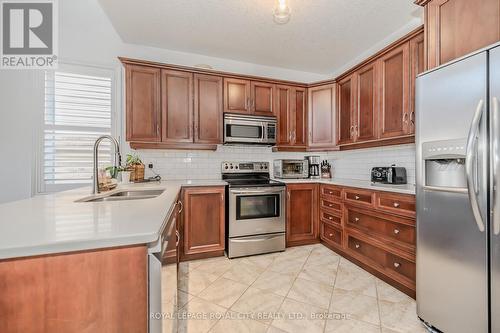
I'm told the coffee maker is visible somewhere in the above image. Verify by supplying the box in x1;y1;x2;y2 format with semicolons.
306;156;321;179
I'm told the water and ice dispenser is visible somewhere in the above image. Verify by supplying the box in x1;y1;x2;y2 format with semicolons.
422;139;467;189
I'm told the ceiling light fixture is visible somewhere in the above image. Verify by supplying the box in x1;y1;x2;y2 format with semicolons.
273;0;291;25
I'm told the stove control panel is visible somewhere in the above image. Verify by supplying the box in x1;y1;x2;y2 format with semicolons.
222;161;269;173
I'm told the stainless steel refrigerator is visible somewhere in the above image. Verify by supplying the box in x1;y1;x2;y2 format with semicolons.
416;44;500;333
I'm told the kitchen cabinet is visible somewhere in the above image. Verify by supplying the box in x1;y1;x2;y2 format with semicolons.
409;33;425;135
308;84;337;150
194;74;223;144
125;65;161;143
286;183;319;246
416;0;500;69
161;69;193;143
276;85;307;149
337;75;355;145
180;186;225;261
355;62;378;141
224;78;275;115
378;42;410;139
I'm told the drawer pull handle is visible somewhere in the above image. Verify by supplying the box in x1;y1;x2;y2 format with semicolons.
354;217;360;222
329;233;333;237
328;204;333;207
393;262;401;268
355;244;360;249
393;202;400;208
393;229;400;234
329;191;333;194
328;216;333;220
355;195;360;200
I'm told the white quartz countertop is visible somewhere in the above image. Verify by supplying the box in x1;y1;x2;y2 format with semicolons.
0;180;226;260
273;178;416;195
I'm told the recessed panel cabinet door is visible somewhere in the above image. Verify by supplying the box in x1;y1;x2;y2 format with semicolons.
182;187;225;257
224;78;251;114
292;87;307;147
161;70;193;143
409;32;425;135
286;183;319;246
356;62;378;142
125;65;161;142
194;74;223;144
308;84;336;149
337;77;355;145
276;85;292;146
379;42;410;138
252;81;275;116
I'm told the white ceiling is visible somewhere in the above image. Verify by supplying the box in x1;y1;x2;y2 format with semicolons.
98;0;422;75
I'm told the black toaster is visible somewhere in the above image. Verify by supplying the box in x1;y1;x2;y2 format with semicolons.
371;165;407;184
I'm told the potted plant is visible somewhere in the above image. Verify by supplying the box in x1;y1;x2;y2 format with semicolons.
105;165;131;184
126;154;145;182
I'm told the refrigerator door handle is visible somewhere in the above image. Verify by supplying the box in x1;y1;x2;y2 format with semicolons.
493;96;500;235
466;99;485;232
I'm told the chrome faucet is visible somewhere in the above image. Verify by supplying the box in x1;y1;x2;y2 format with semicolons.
93;135;121;194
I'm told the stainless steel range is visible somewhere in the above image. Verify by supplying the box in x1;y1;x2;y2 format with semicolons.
222;161;286;258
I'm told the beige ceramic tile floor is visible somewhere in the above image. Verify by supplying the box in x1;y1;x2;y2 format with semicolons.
166;244;427;333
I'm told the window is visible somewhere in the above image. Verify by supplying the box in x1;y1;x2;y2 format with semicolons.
40;64;116;193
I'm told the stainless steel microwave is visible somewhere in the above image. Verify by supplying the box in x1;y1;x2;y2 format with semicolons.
273;159;309;179
224;113;277;145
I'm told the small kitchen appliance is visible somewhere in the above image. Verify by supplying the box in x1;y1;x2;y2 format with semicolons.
224;113;277;145
306;156;321;179
273;159;309;179
371;165;407;184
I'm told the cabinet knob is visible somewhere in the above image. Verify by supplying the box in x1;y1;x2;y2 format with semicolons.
393;229;400;235
328;216;333;220
355;195;360;200
354;217;360;222
393;202;400;208
329;191;333;194
393;262;401;268
328;204;333;207
355;244;360;249
329;233;333;237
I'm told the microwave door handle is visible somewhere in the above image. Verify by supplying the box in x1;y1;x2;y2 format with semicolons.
493;97;500;235
465;99;485;232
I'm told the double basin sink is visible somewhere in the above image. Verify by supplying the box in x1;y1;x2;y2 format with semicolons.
76;189;165;203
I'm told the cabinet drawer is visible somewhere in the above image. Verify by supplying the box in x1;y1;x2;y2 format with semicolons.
347;234;387;267
320;210;342;227
321;222;342;247
321;185;342;199
320;198;342;213
345;206;415;249
344;188;374;207
376;192;416;218
386;252;415;282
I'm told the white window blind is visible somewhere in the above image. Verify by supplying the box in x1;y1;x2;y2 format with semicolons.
41;65;115;193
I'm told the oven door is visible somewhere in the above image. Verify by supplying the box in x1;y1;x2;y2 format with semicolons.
229;187;285;237
224;117;266;144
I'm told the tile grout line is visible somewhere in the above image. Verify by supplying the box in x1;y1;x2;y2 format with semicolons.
375;279;383;333
324;246;341;333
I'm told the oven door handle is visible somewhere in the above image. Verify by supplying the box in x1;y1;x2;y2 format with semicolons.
230;234;284;242
230;188;285;194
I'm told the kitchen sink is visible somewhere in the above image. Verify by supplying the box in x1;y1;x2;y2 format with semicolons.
76;189;165;203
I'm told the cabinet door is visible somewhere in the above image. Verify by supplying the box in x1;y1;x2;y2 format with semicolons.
409;32;425;135
125;65;161;142
276;85;292;146
182;187;225;258
379;42;410;139
425;0;500;69
337;76;355;145
292;87;307;147
355;62;378;142
161;70;193;143
251;81;275;116
308;84;336;149
224;78;251;114
286;183;319;246
194;74;223;144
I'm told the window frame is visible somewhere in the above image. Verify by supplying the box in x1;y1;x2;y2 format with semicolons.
36;62;120;194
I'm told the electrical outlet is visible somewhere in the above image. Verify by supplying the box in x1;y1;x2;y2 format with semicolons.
148;163;154;169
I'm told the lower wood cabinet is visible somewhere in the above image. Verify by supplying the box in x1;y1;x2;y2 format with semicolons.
286;183;319;246
180;186;225;261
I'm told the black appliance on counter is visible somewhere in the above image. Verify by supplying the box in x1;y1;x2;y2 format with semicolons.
371;165;407;184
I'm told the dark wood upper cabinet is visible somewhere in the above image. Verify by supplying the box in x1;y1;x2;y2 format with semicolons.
276;85;307;149
161;70;193;143
417;0;500;69
181;186;225;260
292;87;307;147
251;81;275;116
125;65;161;142
194;74;223;144
224;78;251;114
378;42;410;139
286;183;319;246
355;62;378;142
409;33;425;135
308;84;336;149
276;85;292;146
337;76;355;145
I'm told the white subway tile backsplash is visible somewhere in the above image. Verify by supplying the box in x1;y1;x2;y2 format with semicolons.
135;144;416;184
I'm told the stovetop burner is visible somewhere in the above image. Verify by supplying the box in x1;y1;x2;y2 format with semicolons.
221;161;285;188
